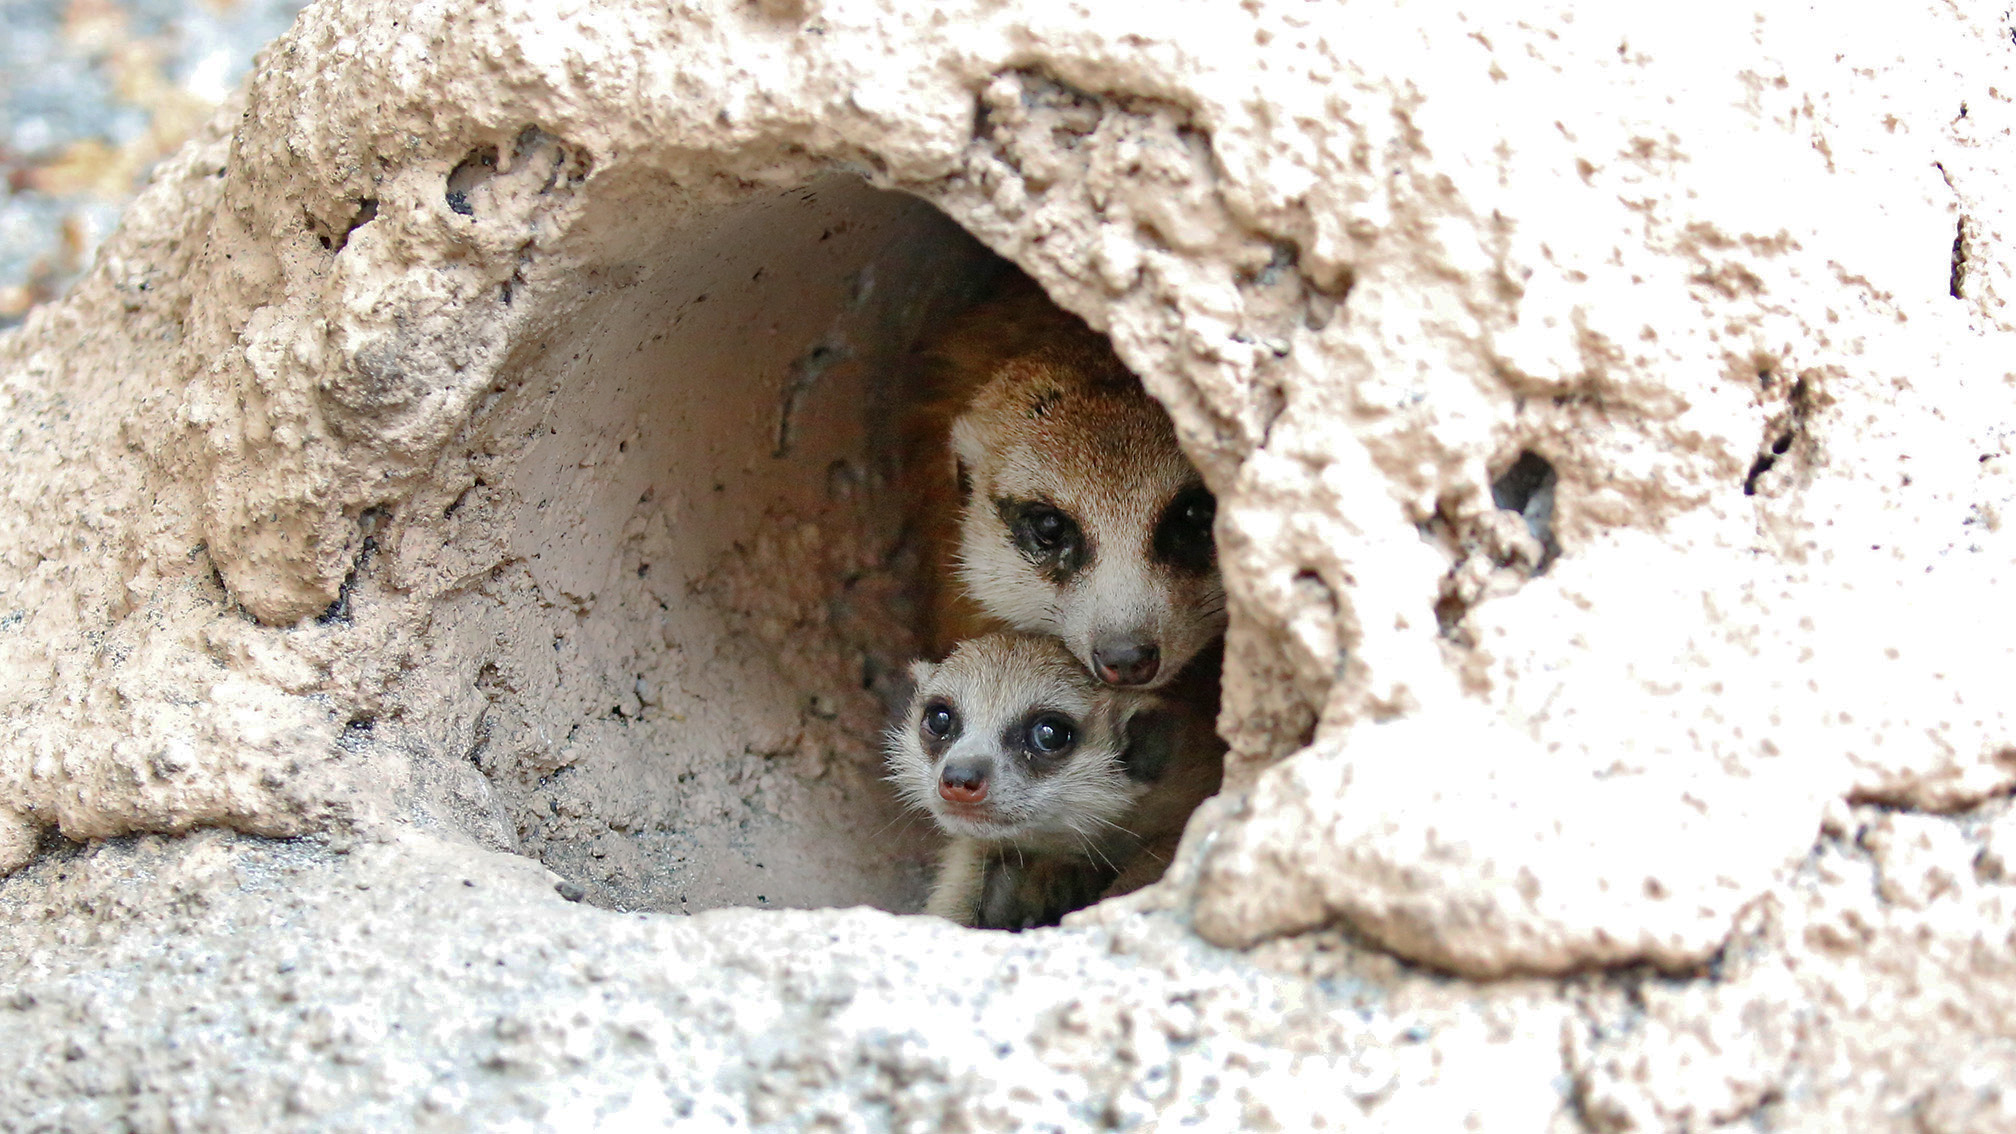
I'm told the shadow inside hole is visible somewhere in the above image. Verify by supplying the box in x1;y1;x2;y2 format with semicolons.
445;146;498;216
1490;450;1561;570
428;176;1058;919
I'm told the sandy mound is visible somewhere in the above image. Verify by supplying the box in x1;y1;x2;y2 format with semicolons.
1;0;2011;1127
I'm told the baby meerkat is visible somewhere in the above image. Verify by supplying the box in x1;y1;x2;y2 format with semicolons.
887;632;1223;930
908;278;1226;689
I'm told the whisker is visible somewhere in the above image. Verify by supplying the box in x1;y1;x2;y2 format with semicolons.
1063;826;1101;871
1067;820;1121;875
869;809;929;842
1077;812;1124;835
1075;810;1143;846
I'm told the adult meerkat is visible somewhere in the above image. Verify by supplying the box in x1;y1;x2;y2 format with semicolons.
907;277;1226;689
886;633;1223;930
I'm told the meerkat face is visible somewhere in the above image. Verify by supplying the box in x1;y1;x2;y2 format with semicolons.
950;351;1226;689
885;634;1178;847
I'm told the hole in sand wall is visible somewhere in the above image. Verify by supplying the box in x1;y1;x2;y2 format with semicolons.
381;176;1030;916
1490;449;1561;570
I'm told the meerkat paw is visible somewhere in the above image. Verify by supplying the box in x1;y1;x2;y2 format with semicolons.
976;850;1119;931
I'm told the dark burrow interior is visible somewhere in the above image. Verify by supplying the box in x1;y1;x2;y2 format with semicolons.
403;175;1117;917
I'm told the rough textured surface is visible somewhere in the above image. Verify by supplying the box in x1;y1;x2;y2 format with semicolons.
1;0;2013;1126
0;831;1582;1131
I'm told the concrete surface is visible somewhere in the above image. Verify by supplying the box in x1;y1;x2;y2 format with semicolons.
1;0;2012;1127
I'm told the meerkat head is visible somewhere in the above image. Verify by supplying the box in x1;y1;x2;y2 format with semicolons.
885;633;1184;847
949;344;1225;689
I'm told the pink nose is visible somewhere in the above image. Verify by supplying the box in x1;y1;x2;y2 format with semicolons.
938;763;988;804
1093;639;1160;686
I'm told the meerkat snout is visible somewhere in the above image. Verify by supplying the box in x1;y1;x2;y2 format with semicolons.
926;698;1083;808
937;761;988;804
1090;636;1159;686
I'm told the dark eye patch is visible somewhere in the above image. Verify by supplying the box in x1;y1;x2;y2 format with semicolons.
994;498;1088;582
1012;710;1079;765
1026;713;1075;755
920;699;960;753
1152;483;1216;575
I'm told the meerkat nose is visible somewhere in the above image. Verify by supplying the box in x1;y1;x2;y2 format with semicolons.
1092;637;1160;686
938;760;990;804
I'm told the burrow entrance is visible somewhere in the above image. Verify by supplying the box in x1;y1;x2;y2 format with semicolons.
400;176;1054;915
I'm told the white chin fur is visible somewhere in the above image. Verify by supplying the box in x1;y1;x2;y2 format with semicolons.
928;805;1092;845
928;807;1023;841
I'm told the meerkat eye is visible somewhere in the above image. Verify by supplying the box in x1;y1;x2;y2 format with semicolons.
995;499;1087;576
1153;484;1217;574
1033;509;1067;545
1009;503;1079;553
1024;713;1077;756
1181;491;1214;530
921;701;960;740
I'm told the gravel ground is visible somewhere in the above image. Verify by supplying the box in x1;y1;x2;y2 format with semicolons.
0;0;307;326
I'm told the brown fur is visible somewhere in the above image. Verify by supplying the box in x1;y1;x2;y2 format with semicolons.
902;275;1226;685
902;275;1123;655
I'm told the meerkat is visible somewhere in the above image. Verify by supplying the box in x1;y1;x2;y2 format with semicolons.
905;276;1226;689
886;632;1223;930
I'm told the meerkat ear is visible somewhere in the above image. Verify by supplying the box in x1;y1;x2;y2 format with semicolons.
949;416;987;492
1119;702;1179;783
904;657;937;696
